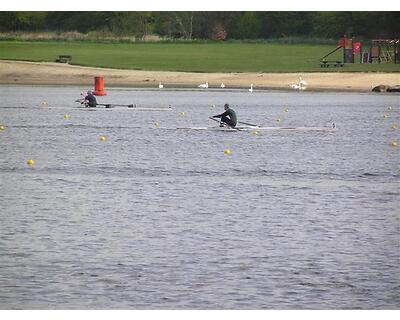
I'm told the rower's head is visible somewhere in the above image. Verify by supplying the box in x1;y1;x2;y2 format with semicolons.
224;103;230;110
87;90;92;95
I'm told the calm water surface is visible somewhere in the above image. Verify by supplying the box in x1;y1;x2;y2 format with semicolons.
0;85;399;309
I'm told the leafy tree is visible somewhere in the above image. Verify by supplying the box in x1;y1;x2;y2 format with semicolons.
234;12;262;39
0;12;18;31
0;11;398;40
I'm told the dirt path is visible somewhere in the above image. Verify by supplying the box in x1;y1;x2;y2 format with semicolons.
1;60;399;92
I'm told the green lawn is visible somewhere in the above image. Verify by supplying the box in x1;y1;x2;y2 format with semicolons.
0;40;399;73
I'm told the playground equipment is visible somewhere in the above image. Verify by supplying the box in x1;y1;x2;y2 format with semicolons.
320;36;399;67
368;39;399;63
320;45;344;67
320;36;354;67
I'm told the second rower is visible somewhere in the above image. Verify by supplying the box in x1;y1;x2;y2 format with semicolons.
84;90;97;108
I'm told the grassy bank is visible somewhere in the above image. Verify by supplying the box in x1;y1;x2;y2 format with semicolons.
0;40;399;73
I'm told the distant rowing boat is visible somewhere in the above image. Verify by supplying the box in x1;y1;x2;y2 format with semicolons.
176;125;337;132
75;103;173;111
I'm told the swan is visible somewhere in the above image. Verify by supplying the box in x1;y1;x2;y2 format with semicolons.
198;81;208;88
299;77;307;87
158;82;164;89
221;83;225;88
249;84;254;93
290;77;307;91
290;84;300;90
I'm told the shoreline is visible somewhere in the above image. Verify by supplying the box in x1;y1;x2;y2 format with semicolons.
1;60;399;92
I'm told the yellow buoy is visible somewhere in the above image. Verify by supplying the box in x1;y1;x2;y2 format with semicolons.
284;108;289;113
99;135;107;142
64;113;70;120
0;125;5;131
224;149;231;155
383;114;388;119
41;101;48;106
390;140;398;147
276;117;281;123
179;111;186;117
27;159;35;166
391;124;398;130
154;122;161;128
251;130;259;135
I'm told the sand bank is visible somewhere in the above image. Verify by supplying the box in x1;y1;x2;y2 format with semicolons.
0;60;399;92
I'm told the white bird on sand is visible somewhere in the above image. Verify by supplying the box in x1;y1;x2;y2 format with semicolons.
249;84;254;93
299;77;307;87
290;77;307;91
198;81;208;88
221;83;225;88
158;82;164;89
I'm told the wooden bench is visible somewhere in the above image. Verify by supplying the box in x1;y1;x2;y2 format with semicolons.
320;60;344;68
55;55;72;63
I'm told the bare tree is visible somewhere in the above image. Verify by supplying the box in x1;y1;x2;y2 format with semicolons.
170;12;194;40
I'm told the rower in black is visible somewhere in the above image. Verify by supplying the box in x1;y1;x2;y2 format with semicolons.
84;90;97;108
212;103;237;128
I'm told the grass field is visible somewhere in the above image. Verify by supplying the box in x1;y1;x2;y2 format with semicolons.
0;40;399;73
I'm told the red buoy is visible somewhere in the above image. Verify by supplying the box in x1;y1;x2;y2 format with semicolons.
93;76;106;96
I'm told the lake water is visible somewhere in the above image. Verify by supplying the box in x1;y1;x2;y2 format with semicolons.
0;85;399;309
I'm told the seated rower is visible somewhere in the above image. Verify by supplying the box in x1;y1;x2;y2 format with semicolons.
84;90;97;108
212;103;237;128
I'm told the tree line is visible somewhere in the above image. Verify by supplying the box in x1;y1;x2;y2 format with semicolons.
0;12;398;40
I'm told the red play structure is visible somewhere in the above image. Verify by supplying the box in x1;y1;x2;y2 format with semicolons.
320;36;399;67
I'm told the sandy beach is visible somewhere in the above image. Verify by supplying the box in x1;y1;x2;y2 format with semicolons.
0;60;399;92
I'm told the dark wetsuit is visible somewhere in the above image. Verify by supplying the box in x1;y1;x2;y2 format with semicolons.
213;108;237;127
85;93;97;108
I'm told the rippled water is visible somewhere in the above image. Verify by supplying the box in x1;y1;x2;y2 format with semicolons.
0;85;399;309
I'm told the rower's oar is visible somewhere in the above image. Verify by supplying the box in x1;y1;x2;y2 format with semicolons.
97;103;125;108
238;121;259;127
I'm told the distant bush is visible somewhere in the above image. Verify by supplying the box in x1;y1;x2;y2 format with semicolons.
0;31;338;45
0;31;166;43
226;37;338;45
